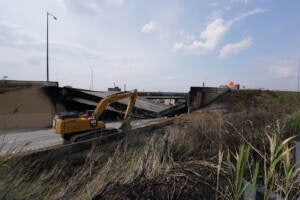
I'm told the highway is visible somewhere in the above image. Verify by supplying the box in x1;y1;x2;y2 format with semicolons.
0;119;165;155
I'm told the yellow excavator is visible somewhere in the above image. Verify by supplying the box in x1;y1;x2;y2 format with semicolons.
53;89;138;143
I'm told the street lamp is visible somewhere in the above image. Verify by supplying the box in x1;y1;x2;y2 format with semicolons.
89;65;94;90
46;12;57;82
297;59;300;92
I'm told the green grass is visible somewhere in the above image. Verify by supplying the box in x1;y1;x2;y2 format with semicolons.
286;111;300;136
0;82;32;93
228;90;300;114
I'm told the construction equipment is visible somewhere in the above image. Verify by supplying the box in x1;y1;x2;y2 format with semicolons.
53;89;138;143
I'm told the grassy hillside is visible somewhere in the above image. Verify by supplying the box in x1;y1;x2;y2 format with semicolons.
1;89;300;199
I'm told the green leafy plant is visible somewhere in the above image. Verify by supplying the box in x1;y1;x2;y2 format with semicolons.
229;145;250;200
278;142;300;198
261;134;296;200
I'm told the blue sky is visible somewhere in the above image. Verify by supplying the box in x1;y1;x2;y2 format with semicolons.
0;0;300;91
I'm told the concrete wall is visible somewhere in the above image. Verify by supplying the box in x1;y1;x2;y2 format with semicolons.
0;81;58;130
188;87;229;112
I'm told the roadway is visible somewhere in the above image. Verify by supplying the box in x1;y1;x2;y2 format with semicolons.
0;119;165;155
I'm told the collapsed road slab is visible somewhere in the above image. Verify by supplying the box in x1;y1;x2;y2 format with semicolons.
59;87;172;118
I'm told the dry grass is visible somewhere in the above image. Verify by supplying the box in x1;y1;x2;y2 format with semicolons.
0;110;295;200
62;133;172;200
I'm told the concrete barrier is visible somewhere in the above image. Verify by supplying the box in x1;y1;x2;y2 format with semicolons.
188;87;229;112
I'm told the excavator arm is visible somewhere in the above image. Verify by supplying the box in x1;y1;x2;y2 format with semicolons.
93;89;138;122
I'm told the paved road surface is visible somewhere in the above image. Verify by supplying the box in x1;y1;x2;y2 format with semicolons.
0;119;163;155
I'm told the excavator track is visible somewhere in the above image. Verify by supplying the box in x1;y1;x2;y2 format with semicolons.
63;128;121;144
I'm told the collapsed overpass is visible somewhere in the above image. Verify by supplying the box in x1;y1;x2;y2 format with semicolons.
56;87;188;119
0;80;229;130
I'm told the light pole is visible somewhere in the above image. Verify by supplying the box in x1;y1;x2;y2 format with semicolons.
46;12;57;82
297;59;300;92
89;65;94;90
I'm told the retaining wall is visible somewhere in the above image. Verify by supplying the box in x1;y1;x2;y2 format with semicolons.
0;80;59;130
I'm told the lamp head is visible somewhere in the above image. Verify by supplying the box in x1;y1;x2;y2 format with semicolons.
47;12;57;20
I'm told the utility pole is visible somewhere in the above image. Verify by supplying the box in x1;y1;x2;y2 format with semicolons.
46;12;57;82
297;58;300;92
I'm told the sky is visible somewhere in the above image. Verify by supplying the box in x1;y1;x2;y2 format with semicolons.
0;0;300;92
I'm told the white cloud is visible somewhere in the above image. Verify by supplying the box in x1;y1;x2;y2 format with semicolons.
274;67;293;78
176;29;185;36
58;0;125;13
0;19;155;90
173;18;229;54
141;20;156;33
231;0;249;4
219;38;253;59
208;10;223;20
164;76;175;80
268;61;297;78
230;8;267;24
172;8;266;55
0;19;102;60
211;2;219;7
56;0;66;9
0;20;39;49
106;0;124;5
186;35;195;41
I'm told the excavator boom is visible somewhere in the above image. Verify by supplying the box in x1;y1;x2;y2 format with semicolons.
93;89;138;120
